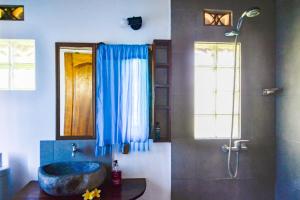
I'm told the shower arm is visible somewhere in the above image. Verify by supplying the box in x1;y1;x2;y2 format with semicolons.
262;88;283;96
225;7;261;37
236;15;245;32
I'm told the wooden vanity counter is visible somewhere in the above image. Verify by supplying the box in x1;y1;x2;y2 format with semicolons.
14;178;146;200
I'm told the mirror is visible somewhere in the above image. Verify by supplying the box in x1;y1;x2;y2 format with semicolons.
56;43;96;139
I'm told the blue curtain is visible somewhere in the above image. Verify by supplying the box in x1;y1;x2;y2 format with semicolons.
95;44;151;155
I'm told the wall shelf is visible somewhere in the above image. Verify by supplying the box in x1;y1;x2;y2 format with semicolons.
152;40;172;143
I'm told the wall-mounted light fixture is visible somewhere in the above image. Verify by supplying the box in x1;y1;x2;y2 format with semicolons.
0;5;24;21
127;16;142;30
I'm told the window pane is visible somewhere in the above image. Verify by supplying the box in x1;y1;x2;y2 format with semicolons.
217;47;235;67
0;41;9;64
11;40;35;64
0;39;36;91
217;68;240;91
216;92;240;114
215;115;239;138
0;68;9;89
217;44;240;67
12;68;35;90
195;92;215;114
194;46;215;66
194;115;215;139
14;63;35;69
195;68;216;92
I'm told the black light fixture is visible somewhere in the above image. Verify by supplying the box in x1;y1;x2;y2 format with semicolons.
127;16;142;30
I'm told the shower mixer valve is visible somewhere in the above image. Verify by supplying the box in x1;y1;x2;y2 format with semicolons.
222;140;249;153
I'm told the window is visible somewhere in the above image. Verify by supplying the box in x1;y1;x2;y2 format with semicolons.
194;42;241;139
203;9;232;26
0;39;35;90
0;5;24;21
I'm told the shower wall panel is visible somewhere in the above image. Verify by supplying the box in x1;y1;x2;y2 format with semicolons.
276;0;300;199
171;0;276;199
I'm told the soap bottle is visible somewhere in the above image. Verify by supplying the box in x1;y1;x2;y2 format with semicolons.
155;122;161;141
112;160;122;186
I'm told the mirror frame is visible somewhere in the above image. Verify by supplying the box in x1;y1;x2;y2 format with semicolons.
55;42;97;140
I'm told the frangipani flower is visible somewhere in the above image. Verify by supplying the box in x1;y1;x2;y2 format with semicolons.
82;188;102;200
82;190;94;200
93;188;101;198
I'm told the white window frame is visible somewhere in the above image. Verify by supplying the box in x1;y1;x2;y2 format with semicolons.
0;39;36;91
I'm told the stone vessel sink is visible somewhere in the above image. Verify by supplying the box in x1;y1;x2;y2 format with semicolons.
38;161;106;196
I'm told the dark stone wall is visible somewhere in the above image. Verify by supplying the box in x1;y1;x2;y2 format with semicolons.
276;0;300;199
171;0;276;199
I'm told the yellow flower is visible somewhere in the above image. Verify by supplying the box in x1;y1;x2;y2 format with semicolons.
93;188;101;198
82;190;94;200
82;188;101;200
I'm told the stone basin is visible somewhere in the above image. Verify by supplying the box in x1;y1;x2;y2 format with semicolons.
38;161;106;196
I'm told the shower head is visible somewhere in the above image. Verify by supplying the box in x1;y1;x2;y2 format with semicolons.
225;7;261;37
243;7;261;18
237;7;261;31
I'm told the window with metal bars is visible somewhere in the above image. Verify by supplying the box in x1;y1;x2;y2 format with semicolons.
203;9;232;26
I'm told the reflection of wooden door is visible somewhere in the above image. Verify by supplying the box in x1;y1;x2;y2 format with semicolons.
64;53;93;136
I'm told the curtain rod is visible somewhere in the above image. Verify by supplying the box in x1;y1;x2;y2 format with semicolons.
97;42;152;48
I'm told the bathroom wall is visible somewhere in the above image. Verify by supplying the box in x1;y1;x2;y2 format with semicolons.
276;0;300;199
171;0;276;199
0;0;171;199
115;144;171;200
40;140;111;166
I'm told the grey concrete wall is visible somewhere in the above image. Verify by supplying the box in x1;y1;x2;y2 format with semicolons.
276;0;300;199
171;0;276;199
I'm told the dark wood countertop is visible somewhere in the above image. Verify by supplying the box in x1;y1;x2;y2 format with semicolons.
13;178;146;200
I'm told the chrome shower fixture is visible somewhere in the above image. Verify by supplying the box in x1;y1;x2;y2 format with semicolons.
225;7;261;37
223;6;261;179
236;7;260;31
262;88;283;96
224;30;239;37
222;140;249;152
242;7;261;18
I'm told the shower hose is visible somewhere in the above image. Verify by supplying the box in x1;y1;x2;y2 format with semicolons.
227;35;240;178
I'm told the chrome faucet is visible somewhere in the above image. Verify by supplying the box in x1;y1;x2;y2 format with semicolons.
222;140;249;153
71;143;78;157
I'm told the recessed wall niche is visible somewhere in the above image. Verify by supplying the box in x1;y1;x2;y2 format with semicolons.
203;9;232;26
